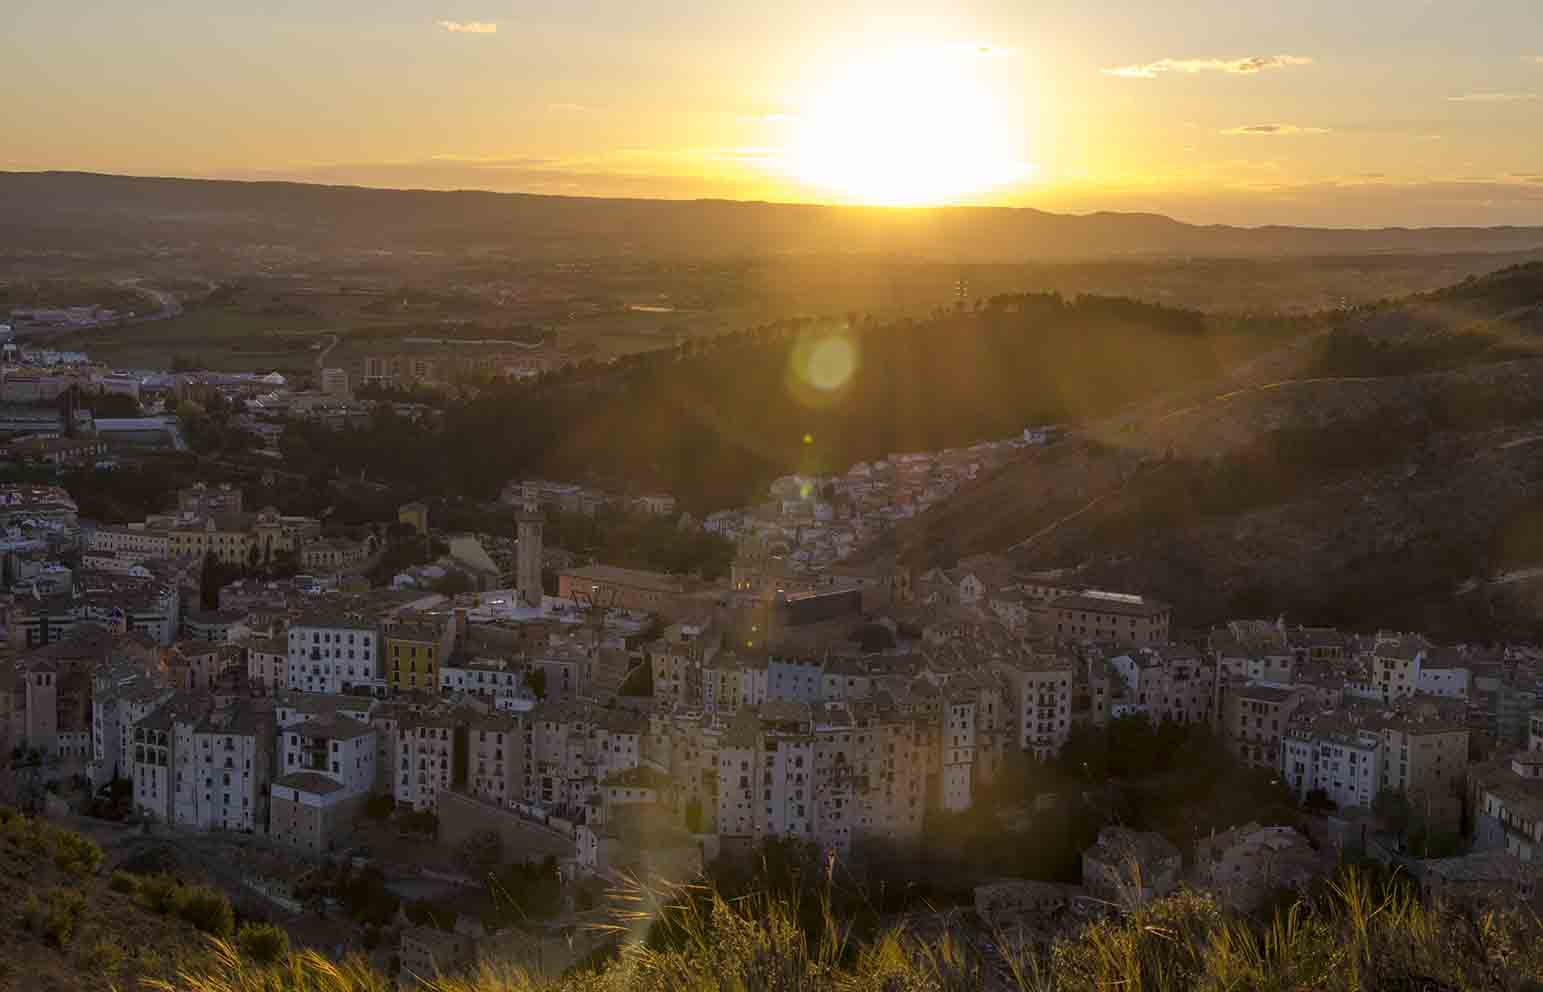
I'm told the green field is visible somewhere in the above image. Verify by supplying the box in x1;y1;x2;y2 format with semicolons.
48;307;328;372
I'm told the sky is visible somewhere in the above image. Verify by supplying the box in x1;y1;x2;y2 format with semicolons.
3;0;1542;227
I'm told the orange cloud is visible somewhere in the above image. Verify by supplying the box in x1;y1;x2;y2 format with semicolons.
437;20;496;34
1103;55;1312;79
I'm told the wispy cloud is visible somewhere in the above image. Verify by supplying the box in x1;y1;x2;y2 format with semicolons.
1103;54;1312;79
1222;123;1330;135
436;20;496;34
1448;91;1539;102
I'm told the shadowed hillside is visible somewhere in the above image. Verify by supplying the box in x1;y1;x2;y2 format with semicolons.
279;294;1306;511
900;262;1543;640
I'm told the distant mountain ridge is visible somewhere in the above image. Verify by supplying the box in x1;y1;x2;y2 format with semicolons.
3;170;1543;261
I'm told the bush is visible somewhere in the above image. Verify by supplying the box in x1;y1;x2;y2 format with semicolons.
52;830;104;879
82;937;127;975
21;892;43;931
135;873;182;915
109;870;138;894
24;888;87;948
236;922;290;964
176;885;235;938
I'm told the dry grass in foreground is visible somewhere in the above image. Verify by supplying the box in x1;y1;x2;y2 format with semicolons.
142;867;1543;992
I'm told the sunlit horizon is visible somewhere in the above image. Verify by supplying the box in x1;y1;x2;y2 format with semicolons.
3;1;1541;226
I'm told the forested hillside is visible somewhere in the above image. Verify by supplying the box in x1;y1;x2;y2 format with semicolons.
898;262;1543;640
283;294;1306;511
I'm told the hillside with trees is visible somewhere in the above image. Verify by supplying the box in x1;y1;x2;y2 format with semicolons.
898;262;1543;641
280;294;1308;512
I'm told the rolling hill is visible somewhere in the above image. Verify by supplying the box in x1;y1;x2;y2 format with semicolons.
895;262;1543;640
4;171;1543;261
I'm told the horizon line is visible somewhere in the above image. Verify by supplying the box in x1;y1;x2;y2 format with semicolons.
6;168;1543;235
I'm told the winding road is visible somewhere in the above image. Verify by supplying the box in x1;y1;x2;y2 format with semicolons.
1149;375;1381;427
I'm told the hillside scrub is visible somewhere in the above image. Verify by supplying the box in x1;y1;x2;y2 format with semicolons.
1310;327;1529;378
149;868;1543;992
123;871;236;937
0;807;104;879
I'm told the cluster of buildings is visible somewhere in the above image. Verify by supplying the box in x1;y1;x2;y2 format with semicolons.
4;465;1543;925
82;483;383;579
705;427;1057;579
497;479;677;520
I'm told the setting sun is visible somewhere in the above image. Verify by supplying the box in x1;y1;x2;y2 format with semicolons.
783;45;1033;206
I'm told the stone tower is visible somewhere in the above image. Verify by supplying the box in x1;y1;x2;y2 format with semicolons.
516;500;544;608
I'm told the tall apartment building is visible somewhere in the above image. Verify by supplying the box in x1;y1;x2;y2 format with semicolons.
811;703;929;856
525;700;644;816
646;622;717;707
90;682;173;788
395;710;458;812
271;713;379;852
716;704;816;846
940;692;977;812
277;714;377;794
1282;715;1383;810
183;706;275;833
652;713;721;833
996;653;1074;761
128;693;210;823
384;619;454;695
1370;635;1428;703
467;711;527;806
702;651;768;714
1221;684;1305;770
1374;709;1469;802
246;635;288;693
286;613;381;695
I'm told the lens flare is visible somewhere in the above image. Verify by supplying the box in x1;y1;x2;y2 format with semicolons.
788;328;860;412
804;336;857;391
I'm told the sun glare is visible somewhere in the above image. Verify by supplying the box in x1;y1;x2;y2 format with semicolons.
784;44;1032;206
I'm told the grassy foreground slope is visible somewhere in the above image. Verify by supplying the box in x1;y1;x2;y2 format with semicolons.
0;810;216;992
151;870;1543;992
0;806;1539;991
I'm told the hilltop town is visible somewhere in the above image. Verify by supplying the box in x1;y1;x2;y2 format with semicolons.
2;442;1543;983
5;260;1543;987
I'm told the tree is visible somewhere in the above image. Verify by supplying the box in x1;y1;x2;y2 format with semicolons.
200;552;226;611
237;923;290;963
527;668;547;700
1374;788;1413;837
